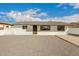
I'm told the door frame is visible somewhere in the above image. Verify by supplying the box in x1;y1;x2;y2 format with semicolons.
33;25;37;34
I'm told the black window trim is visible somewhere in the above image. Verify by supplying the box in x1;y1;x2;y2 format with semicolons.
57;25;65;31
40;25;50;31
22;25;27;29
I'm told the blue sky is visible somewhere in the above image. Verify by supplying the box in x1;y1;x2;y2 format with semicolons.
0;3;79;23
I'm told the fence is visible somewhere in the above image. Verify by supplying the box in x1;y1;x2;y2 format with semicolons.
4;28;32;35
66;28;79;35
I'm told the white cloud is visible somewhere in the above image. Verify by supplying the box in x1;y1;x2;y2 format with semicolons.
38;13;47;16
31;13;79;23
22;8;47;17
63;14;79;22
7;8;48;22
1;8;79;23
57;3;79;9
56;3;64;7
22;8;40;15
50;14;79;23
69;3;79;9
56;3;68;9
7;11;19;18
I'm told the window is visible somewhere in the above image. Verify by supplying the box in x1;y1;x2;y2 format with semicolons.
22;26;27;29
40;25;50;31
11;25;14;27
57;25;65;31
0;27;4;30
6;26;9;28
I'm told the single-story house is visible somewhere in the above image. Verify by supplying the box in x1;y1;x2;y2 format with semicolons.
0;22;13;35
11;21;70;35
0;21;79;35
0;22;12;30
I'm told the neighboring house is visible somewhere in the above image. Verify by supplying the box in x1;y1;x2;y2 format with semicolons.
0;22;13;35
0;22;12;30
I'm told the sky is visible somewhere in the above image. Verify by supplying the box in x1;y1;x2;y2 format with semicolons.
0;3;79;23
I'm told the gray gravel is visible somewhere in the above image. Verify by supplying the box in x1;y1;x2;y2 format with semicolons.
0;35;79;56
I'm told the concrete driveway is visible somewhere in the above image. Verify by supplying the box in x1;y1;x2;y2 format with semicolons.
0;35;79;56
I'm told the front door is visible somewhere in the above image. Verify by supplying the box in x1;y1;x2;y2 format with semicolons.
33;25;37;34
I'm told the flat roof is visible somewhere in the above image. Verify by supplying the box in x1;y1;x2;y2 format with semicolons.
0;21;13;25
69;22;79;26
14;21;69;25
1;21;79;26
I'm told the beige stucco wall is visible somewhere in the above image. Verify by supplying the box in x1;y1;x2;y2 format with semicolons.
26;25;33;31
13;25;67;32
12;25;22;28
13;25;33;31
4;25;12;28
50;26;57;32
0;24;4;27
0;24;4;30
51;26;67;32
37;25;62;32
37;25;40;31
65;26;68;30
0;24;11;29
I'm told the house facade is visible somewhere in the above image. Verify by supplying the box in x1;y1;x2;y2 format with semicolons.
11;21;69;35
0;22;13;35
0;22;12;30
0;21;79;35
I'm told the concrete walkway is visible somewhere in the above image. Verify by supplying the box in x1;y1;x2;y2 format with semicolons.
0;35;79;56
57;35;79;46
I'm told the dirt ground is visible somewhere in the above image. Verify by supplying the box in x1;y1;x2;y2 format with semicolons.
0;35;79;56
